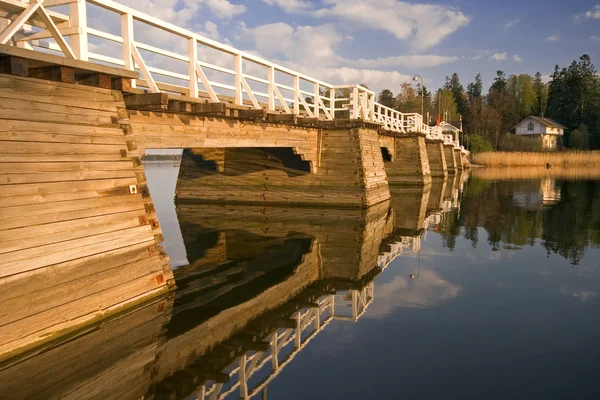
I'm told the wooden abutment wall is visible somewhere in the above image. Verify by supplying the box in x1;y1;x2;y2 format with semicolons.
0;74;173;360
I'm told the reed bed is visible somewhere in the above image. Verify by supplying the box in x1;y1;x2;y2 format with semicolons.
472;166;600;181
473;151;600;167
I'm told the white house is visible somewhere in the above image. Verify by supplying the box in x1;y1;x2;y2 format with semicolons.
514;116;566;149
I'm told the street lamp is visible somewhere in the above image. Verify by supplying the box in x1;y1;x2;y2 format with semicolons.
413;74;424;120
409;241;422;280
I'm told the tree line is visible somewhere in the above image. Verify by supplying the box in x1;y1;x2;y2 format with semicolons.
376;54;600;152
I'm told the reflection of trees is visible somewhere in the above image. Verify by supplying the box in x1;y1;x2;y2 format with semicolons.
438;178;600;264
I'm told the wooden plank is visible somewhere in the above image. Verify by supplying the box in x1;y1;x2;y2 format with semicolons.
0;254;164;327
0;74;120;101
237;108;267;120
266;113;296;123
76;72;112;89
0;161;135;174
0;225;155;278
0;89;120;112
0;99;118;126
0;210;153;254
0;141;125;155
0;44;139;79
0;169;140;184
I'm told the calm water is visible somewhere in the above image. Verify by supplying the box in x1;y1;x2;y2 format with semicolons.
7;164;600;399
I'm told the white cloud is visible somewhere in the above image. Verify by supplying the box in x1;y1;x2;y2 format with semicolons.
491;52;508;61
240;23;344;67
202;21;220;40
546;34;560;42
238;22;455;93
541;74;551;84
263;0;313;12
513;54;523;62
472;50;490;61
560;285;596;302
591;36;600;43
201;0;246;19
504;18;520;28
310;0;470;51
574;4;600;23
351;54;459;69
345;35;355;41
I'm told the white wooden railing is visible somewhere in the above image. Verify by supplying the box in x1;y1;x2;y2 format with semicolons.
0;0;467;153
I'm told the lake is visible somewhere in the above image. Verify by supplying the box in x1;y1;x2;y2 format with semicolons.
5;163;600;399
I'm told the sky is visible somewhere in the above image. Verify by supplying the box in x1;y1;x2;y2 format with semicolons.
112;0;600;95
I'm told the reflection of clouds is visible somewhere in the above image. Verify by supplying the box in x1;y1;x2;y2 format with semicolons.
560;285;596;302
488;251;501;261
367;270;462;318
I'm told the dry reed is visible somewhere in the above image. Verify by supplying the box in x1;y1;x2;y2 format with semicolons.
472;151;600;167
472;166;600;181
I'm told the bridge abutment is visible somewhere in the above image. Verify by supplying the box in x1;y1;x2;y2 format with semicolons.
444;144;458;175
175;127;390;208
454;149;464;173
426;141;448;178
382;135;432;186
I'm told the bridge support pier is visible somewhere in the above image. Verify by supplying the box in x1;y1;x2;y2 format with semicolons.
444;145;458;175
383;135;432;186
454;149;464;173
389;185;431;237
176;128;390;208
425;141;448;178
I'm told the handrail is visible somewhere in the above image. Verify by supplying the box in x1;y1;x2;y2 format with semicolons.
0;0;466;150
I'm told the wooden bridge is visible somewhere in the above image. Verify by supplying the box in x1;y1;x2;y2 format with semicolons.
0;0;469;364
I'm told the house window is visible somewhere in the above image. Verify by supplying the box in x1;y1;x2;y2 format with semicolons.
527;122;534;131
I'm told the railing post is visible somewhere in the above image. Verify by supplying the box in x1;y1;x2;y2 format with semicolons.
313;82;320;118
329;87;335;120
234;54;242;106
188;37;198;98
351;86;359;119
120;12;135;88
268;66;275;111
293;75;300;115
69;0;87;60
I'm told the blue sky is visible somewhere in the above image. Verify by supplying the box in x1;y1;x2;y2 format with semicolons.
117;0;600;94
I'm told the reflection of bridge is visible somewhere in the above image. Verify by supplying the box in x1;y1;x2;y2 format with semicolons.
0;176;466;400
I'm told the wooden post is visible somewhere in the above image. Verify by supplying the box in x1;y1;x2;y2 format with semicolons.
293;75;300;115
70;0;88;61
188;37;198;98
351;86;359;119
270;332;279;371
121;13;135;88
234;54;242;106
329;87;335;120
268;66;275;111
313;82;320;119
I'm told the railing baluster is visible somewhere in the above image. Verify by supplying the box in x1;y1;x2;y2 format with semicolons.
69;0;88;60
329;87;335;120
120;12;135;88
188;37;198;98
313;82;320;118
234;54;242;105
268;66;275;111
293;75;300;115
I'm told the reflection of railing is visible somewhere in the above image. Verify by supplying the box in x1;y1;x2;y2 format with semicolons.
0;0;468;154
193;285;373;400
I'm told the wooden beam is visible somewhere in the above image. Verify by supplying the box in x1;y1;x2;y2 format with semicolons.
124;93;169;110
191;102;226;115
35;4;76;59
0;1;43;45
76;72;111;89
266;113;295;123
15;25;78;42
111;77;132;91
0;44;138;78
167;100;193;114
0;56;28;76
237;108;267;120
29;65;75;83
296;117;320;126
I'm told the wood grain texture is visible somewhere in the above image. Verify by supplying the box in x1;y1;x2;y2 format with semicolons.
0;73;171;361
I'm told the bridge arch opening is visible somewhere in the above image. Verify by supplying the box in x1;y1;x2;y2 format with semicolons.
381;147;393;162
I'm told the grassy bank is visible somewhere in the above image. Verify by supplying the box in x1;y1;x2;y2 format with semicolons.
472;151;600;167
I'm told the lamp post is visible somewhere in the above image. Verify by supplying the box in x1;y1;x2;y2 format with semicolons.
410;242;422;280
412;74;424;120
